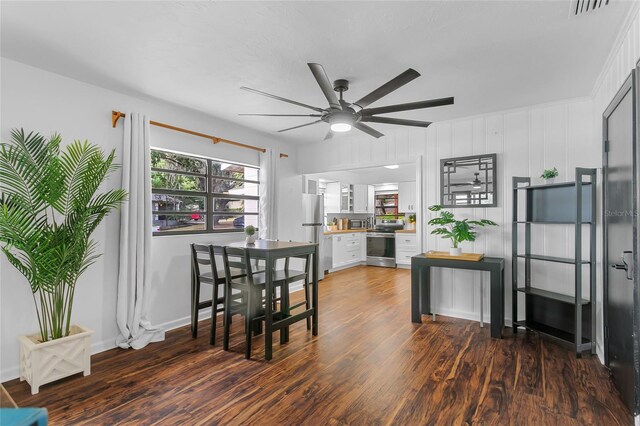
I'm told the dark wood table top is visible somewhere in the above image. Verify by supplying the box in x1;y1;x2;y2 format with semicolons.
226;240;317;251
411;253;504;270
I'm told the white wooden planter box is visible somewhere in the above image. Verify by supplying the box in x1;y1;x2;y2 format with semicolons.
19;325;92;394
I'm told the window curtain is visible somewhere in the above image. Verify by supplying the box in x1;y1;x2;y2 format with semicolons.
116;112;165;349
259;149;278;240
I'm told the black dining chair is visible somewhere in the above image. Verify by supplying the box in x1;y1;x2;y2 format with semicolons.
221;246;312;359
190;243;247;345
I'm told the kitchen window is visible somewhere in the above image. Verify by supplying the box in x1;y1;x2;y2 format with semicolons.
151;149;259;235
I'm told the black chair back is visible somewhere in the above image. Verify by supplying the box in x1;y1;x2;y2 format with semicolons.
284;254;312;276
191;243;226;283
222;246;255;285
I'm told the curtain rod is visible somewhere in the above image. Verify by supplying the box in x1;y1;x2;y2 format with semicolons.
111;111;289;158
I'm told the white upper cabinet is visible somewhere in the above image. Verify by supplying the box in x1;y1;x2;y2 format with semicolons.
353;184;373;213
325;182;352;213
325;182;341;213
367;185;375;214
340;183;351;213
398;181;416;213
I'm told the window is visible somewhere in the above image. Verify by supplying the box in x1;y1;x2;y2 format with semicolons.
151;149;259;235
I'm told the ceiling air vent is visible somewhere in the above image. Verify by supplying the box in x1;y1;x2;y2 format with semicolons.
570;0;610;17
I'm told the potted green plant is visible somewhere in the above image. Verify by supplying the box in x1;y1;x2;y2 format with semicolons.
540;167;559;184
427;205;497;256
407;214;416;230
0;129;127;394
245;225;256;244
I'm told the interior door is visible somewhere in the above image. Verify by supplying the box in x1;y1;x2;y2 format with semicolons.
603;71;638;414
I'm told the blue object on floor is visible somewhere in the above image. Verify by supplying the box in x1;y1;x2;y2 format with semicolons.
0;408;48;426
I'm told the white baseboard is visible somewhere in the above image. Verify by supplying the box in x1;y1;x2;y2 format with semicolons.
328;261;366;273
432;307;513;327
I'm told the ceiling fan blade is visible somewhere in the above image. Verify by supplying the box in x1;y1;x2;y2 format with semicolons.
277;120;323;133
354;123;384;139
324;130;333;141
240;86;325;113
353;69;420;110
239;113;322;117
308;63;341;109
362;97;454;116
361;116;432;128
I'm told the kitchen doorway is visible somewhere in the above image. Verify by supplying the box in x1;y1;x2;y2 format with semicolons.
304;155;423;256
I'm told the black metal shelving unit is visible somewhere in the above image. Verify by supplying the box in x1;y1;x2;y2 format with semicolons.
511;168;596;357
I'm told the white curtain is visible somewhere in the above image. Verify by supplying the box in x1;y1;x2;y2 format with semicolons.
259;148;279;240
116;113;165;349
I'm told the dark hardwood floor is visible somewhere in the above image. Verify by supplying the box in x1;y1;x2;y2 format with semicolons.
3;266;632;425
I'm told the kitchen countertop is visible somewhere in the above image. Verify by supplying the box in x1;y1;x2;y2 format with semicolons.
395;229;416;233
323;229;370;235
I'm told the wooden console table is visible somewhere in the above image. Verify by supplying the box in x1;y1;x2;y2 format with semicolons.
411;254;505;338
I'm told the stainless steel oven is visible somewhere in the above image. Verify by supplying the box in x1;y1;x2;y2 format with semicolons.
366;232;396;268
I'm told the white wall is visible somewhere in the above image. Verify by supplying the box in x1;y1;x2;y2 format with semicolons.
0;58;302;381
592;2;640;117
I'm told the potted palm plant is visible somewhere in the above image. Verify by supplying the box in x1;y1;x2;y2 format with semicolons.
0;129;127;394
427;205;497;256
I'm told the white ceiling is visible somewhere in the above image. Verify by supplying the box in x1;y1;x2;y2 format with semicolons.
1;1;634;144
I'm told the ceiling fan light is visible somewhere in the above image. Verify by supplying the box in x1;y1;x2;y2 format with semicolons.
330;122;352;132
384;164;399;169
472;172;482;189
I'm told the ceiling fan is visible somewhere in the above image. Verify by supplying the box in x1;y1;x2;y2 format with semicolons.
450;172;485;189
239;63;454;140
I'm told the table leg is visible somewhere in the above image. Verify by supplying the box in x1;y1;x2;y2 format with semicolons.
480;273;484;328
312;246;319;336
411;260;421;323
490;267;504;339
421;266;431;318
265;253;273;360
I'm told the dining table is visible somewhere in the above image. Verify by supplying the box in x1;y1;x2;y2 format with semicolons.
222;239;319;360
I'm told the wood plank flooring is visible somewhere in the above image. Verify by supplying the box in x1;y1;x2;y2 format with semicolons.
3;266;632;425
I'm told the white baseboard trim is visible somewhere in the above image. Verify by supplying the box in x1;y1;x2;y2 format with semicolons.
328;261;366;273
431;307;513;327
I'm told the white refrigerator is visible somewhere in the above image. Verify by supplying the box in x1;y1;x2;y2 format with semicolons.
302;194;325;280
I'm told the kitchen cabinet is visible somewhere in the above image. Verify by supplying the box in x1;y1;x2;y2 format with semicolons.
367;185;375;214
325;182;340;213
395;233;418;266
398;181;416;213
325;182;351;213
353;184;374;214
340;183;352;213
332;232;365;269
